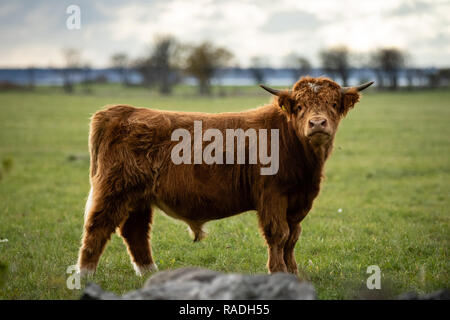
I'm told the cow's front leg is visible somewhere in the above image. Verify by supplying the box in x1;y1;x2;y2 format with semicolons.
284;221;301;274
258;195;289;273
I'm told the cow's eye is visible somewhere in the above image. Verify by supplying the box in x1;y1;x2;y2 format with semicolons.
332;103;337;109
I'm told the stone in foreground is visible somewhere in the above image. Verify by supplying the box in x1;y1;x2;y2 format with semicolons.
81;267;316;300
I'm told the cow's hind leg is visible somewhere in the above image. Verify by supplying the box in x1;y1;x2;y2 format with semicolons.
283;222;301;275
119;204;157;276
77;189;129;276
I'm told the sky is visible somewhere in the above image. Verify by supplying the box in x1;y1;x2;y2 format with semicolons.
0;0;449;68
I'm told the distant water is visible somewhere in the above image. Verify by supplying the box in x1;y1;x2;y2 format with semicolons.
0;67;433;87
0;68;141;86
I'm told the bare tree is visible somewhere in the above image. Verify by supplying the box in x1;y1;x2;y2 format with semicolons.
249;56;267;85
371;48;406;90
183;42;233;95
111;53;129;86
427;68;450;89
134;56;155;87
64;48;81;68
151;36;179;94
405;68;417;90
284;54;312;81
62;48;81;93
81;62;93;94
135;35;179;94
320;46;351;86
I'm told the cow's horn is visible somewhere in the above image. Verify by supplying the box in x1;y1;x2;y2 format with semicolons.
341;81;374;93
259;84;281;96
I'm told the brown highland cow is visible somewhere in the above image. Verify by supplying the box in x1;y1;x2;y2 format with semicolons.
77;76;373;276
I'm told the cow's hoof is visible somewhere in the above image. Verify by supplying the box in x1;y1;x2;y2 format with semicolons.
77;265;96;277
133;262;158;276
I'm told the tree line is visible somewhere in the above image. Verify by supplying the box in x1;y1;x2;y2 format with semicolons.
57;36;449;94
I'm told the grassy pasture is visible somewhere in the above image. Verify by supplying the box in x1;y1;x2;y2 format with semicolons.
0;85;449;299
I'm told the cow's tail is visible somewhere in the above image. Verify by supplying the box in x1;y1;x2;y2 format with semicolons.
88;110;107;178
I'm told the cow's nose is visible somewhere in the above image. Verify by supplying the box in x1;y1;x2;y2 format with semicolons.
308;117;327;129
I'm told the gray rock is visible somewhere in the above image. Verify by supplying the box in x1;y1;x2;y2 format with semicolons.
397;289;450;300
81;282;119;300
81;267;316;300
80;267;449;300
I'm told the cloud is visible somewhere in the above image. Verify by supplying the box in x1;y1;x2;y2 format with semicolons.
0;0;448;68
261;10;322;33
387;0;433;16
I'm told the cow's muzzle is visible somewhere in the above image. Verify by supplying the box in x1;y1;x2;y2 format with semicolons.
306;117;332;138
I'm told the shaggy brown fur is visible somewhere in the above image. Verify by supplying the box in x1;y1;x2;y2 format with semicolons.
77;76;368;276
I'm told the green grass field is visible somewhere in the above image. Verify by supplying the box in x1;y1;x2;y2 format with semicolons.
0;85;449;299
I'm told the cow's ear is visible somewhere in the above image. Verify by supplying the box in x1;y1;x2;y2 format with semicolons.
340;88;360;116
277;91;295;113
